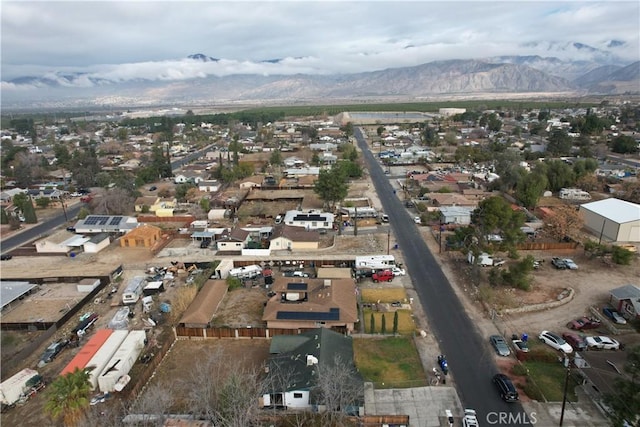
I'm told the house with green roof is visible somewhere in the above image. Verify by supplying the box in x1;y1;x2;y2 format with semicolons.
261;328;364;414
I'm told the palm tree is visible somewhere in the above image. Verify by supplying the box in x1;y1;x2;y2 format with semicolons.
45;367;92;426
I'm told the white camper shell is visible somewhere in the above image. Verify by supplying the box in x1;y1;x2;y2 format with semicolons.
122;276;145;305
98;330;146;393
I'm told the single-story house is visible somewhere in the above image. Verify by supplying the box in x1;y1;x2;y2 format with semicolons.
35;230;89;254
579;198;640;243
27;188;63;200
177;280;228;328
73;215;138;234
262;277;358;332
269;225;319;251
609;284;640;321
120;224;162;248
216;227;252;251
429;193;478;208
134;196;160;212
239;176;263;189
282;210;334;230
261;328;363;412
199;180;221;193
439;206;473;225
83;233;111;254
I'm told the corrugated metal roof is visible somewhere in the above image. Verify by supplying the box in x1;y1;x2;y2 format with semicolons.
581;198;640;224
1;281;38;309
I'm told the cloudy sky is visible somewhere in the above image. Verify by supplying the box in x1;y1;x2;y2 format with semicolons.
1;0;639;85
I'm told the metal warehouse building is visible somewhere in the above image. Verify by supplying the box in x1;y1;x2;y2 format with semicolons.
579;198;640;242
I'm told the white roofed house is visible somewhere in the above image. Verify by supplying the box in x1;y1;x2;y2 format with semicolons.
198;180;221;193
83;233;111;254
35;230;90;254
283;210;334;230
579;198;640;243
73;215;138;235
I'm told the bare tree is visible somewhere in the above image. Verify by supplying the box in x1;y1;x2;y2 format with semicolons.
544;205;584;241
127;380;177;426
313;354;364;426
180;348;264;427
91;188;134;215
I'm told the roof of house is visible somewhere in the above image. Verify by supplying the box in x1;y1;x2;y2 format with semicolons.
610;284;640;300
429;193;478;207
271;225;319;242
315;268;353;279
265;328;362;396
580;198;640;224
263;278;357;324
178;280;228;327
135;196;159;206
87;233;110;244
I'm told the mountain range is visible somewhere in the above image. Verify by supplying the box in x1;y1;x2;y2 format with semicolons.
2;49;639;110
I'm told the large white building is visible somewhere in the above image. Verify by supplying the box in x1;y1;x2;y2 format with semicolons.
579;198;640;243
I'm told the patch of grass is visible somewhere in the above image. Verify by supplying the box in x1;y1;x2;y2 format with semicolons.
353;336;427;388
477;283;518;309
363;309;415;334
520;361;579;402
360;287;407;303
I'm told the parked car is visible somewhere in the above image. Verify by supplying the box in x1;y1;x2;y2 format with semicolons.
489;335;511;357
586;336;621;350
0;254;12;261
602;307;627;324
38;339;69;367
391;267;406;276
493;373;519;402
283;271;309;278
414;216;422;224
462;409;479;427
149;186;157;191
539;330;573;353
551;257;567;269
511;336;530;353
372;270;394;283
199;240;210;248
562;332;588;352
566;317;601;330
562;258;578;270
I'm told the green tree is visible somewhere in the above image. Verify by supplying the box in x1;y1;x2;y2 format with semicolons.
547;129;572;155
376;126;384;136
200;197;210;212
611;135;639;154
35;197;51;209
603;345;640;427
611;245;635;265
0;208;8;225
53;144;72;168
370;313;375;334
311;152;321;166
269;149;282;166
45;367;92;426
340;122;354;137
473;197;526;252
392;311;399;335
515;171;548;209
381;314;386;335
542;160;575;192
314;168;348;210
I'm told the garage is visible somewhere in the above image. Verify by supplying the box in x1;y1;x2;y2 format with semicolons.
579;198;640;243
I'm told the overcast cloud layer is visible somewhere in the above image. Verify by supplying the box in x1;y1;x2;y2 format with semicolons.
1;0;639;88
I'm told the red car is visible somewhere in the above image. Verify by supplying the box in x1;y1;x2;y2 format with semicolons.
566;317;601;330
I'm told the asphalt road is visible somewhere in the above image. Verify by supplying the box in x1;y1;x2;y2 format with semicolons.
355;128;534;426
1;202;84;254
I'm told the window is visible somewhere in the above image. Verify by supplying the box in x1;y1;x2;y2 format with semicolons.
293;392;303;399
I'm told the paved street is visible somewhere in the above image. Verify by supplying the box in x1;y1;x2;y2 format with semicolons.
355;127;535;426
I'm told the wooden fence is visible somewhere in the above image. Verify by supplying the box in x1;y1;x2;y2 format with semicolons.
515;241;579;251
175;325;348;340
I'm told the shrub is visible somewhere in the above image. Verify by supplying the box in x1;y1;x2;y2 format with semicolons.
611;246;634;265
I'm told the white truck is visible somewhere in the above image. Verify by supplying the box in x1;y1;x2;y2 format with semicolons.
0;368;42;407
228;264;262;280
467;252;505;267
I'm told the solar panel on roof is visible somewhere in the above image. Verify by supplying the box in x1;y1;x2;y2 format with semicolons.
109;216;123;226
98;217;109;225
276;308;339;321
84;216;98;225
287;283;307;291
293;214;325;221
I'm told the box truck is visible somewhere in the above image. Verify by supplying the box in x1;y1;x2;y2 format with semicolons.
0;368;42;407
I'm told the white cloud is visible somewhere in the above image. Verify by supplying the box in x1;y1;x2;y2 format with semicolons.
1;0;638;86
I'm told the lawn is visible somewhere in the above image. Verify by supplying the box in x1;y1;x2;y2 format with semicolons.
362;309;416;334
360;287;408;303
513;361;579;402
353;336;427;388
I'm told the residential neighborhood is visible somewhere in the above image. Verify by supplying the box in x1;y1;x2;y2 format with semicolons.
1;101;639;427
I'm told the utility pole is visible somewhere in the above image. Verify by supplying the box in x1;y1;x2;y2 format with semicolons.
559;356;571;426
387;229;391;255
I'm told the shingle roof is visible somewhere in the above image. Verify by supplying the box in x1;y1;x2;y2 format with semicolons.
271;225;319;242
178;280;228;327
266;328;362;396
